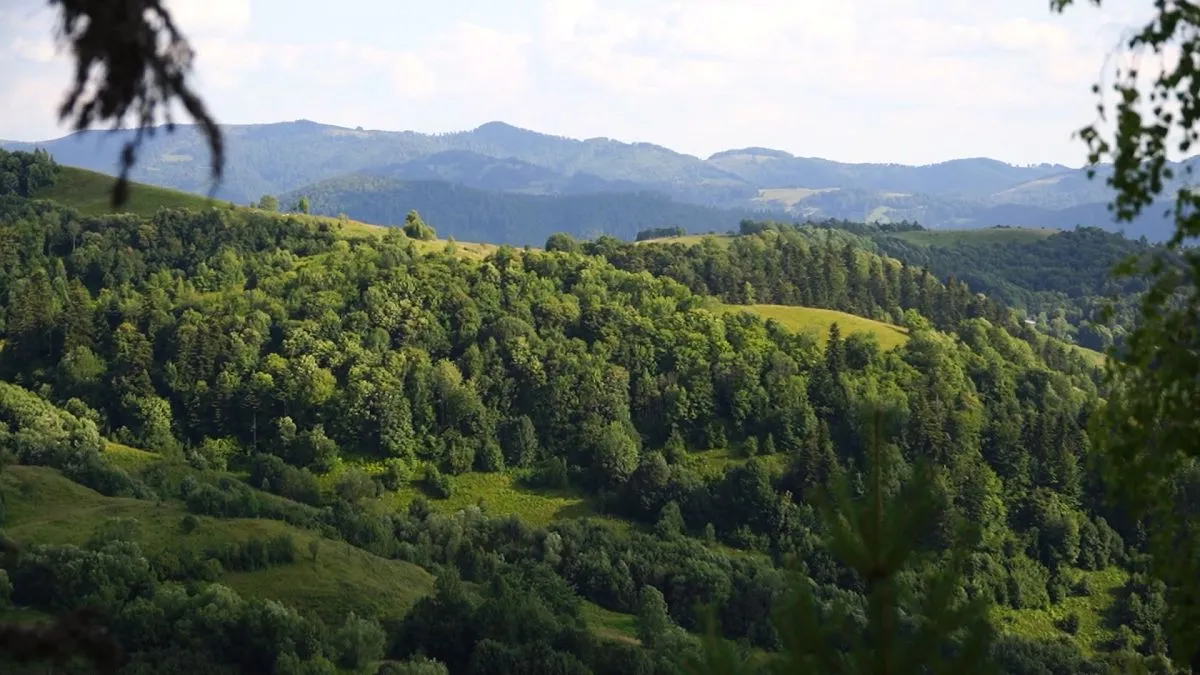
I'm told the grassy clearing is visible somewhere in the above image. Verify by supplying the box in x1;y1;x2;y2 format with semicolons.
684;447;788;481
34;166;218;216
103;441;162;472
635;233;733;247
329;217;503;259
37;164;506;262
891;227;1060;247
385;471;602;527
718;303;909;350
1072;344;1107;368
0;465;434;622
581;602;640;645
992;567;1127;654
753;187;839;207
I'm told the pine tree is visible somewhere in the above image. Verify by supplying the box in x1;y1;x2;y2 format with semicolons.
687;405;998;675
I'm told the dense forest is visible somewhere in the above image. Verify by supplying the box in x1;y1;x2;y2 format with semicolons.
0;151;1191;673
623;219;1161;352
0;148;58;199
867;227;1158;350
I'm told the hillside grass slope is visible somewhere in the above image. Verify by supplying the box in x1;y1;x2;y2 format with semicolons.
0;463;435;624
34;165;219;216
33;164;512;261
718;303;910;350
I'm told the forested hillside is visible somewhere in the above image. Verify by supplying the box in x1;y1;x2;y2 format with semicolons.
0;144;1189;673
630;220;1165;353
870;226;1161;350
286;175;775;245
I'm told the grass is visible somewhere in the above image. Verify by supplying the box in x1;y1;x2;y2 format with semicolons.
891;227;1060;247
684;447;789;480
34;165;218;217
581;601;640;645
385;471;603;528
635;233;732;247
718;303;910;350
992;567;1127;655
35;164;506;262
330;217;504;259
1072;344;1107;367
103;441;162;472
753;187;839;207
0;465;434;623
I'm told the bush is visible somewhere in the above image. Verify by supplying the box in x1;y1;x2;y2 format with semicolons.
1057;612;1081;635
180;514;199;534
333;612;387;671
425;466;452;499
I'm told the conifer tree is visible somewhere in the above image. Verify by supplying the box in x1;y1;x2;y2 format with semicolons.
687;405;997;675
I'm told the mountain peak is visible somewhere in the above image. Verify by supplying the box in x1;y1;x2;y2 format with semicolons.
474;120;520;132
708;147;795;161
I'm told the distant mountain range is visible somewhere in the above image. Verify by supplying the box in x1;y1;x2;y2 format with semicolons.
2;119;1188;242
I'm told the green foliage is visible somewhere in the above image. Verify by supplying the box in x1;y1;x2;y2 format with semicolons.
0;463;435;624
401;209;436;241
33;165;215;216
688;407;998;675
872;225;1159;350
1052;0;1200;665
0;177;1174;672
544;232;579;253
377;656;449;675
636;225;687;241
0;149;58;198
332;611;386;671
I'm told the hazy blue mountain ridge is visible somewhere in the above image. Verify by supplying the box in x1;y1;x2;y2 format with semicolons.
6;119;1195;240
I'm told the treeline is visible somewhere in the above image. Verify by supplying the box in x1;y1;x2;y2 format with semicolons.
0;149;58;198
634;226;686;241
568;227;1096;378
624;218;1163;352
0;196;1184;672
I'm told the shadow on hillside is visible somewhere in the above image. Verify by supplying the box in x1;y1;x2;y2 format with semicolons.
552;502;594;520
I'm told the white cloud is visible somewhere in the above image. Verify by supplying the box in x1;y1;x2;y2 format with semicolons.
387;53;439;100
0;0;1180;165
0;76;66;140
323;42;437;99
165;0;252;37
426;22;533;97
10;36;57;64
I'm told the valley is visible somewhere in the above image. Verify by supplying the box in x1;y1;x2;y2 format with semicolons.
0;145;1184;675
4;120;1189;242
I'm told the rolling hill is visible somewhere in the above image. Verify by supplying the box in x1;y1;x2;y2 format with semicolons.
0;463;436;624
32;164;222;216
5;119;1191;240
20;162;518;257
716;303;910;351
284;174;776;246
0;156;1162;672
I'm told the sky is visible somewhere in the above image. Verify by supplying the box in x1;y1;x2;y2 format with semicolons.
0;0;1172;167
